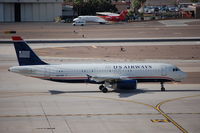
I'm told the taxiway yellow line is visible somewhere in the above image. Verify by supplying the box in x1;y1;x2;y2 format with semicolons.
68;94;155;109
155;106;188;133
156;94;200;133
1;91;199;133
68;94;200;133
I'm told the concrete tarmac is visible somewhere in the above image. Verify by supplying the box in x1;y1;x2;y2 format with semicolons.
1;19;200;133
0;42;200;133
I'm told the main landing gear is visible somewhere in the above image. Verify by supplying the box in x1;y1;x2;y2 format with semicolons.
161;82;165;91
99;85;108;93
99;83;166;93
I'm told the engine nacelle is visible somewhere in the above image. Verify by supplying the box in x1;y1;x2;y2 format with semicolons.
112;80;137;90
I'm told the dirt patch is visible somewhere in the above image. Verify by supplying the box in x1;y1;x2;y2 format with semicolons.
35;45;200;60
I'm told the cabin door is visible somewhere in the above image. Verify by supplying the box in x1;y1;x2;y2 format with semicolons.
161;66;167;76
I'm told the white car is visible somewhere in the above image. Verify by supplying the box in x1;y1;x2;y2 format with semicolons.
72;20;86;26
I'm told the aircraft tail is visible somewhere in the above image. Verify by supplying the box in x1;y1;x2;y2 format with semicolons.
119;10;128;18
12;36;48;66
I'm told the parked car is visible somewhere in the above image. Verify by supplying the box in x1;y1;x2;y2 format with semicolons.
144;6;155;14
168;6;179;12
72;20;86;26
159;6;169;13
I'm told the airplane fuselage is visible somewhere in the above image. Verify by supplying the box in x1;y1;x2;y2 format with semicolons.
9;63;186;83
9;36;187;92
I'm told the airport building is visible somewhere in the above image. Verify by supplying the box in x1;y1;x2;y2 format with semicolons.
0;0;63;22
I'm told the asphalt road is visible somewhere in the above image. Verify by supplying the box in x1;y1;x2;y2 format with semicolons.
0;19;200;39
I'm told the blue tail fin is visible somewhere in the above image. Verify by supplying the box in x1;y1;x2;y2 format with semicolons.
12;36;48;66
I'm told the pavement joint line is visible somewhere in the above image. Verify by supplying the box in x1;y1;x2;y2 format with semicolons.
40;102;54;133
0;112;199;118
0;93;49;98
67;95;155;109
156;94;200;108
0;113;161;118
167;113;200;114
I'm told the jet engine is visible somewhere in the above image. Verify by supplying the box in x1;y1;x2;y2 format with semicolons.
112;80;137;90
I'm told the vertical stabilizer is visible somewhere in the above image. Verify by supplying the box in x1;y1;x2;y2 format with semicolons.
119;10;128;20
12;36;48;66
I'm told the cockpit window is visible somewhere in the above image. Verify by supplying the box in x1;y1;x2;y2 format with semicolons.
173;67;180;71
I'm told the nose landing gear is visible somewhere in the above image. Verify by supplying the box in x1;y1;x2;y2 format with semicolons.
161;82;165;91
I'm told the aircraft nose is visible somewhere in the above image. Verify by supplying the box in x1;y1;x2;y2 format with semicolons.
8;67;14;72
8;67;17;73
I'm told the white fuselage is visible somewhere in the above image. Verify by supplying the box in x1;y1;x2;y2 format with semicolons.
73;16;107;23
9;63;187;83
10;36;188;92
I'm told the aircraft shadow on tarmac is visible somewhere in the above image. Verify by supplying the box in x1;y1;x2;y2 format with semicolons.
48;89;144;98
49;89;200;98
49;90;100;94
48;89;147;98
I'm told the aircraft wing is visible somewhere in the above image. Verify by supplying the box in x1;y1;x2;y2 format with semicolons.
96;12;119;16
87;74;129;82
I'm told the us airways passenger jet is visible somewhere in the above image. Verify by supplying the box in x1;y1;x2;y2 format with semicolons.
9;36;187;93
